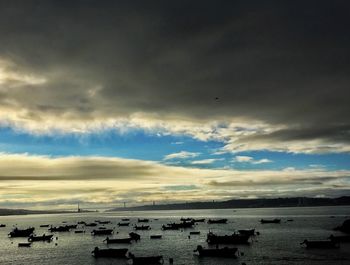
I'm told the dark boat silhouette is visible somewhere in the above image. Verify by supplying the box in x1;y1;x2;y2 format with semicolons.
128;253;163;264
0;224;6;227
260;218;281;224
18;242;32;247
39;224;50;228
138;218;149;223
49;225;70;232
194;245;238;257
97;220;111;224
74;230;84;233
150;235;162;239
301;239;339;249
163;220;195;229
193;218;205;223
206;232;250;244
334;219;350;234
180;217;193;222
92;247;128;258
118;222;130;226
190;231;200;235
129;232;141;241
91;229;113;235
238;229;255;236
134;225;150;230
122;218;130;221
208;218;228;224
85;222;97;227
9;227;35;237
104;236;132;244
329;234;350;243
28;234;53;242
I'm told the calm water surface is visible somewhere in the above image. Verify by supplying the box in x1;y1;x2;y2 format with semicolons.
0;206;349;265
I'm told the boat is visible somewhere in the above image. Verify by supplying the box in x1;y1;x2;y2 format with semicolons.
28;234;53;242
180;218;193;222
74;230;84;233
65;224;77;229
193;218;205;223
150;235;162;239
129;232;141;241
301;239;339;249
238;229;255;236
128;253;163;264
104;236;132;244
92;247;128;258
134;225;150;230
8;227;35;237
164;220;195;229
329;234;350;243
208;219;228;224
39;224;50;228
49;225;70;232
190;231;200;235
194;245;238;257
85;223;97;227
138;218;149;223
206;232;250;244
91;229;113;235
260;219;281;224
0;224;6;227
18;242;32;247
334;219;350;234
122;218;130;221
118;222;130;226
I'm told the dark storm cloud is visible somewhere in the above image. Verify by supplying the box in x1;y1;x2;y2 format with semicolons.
0;1;349;149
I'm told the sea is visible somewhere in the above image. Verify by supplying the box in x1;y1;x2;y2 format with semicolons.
0;206;349;265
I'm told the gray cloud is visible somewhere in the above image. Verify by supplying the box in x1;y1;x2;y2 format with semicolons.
0;1;349;153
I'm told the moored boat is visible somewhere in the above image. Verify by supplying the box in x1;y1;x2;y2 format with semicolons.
9;227;35;237
190;231;200;235
150;235;162;239
49;225;70;232
91;229;113;235
28;234;53;242
118;222;130;226
138;218;149;223
18;242;32;247
207;219;228;224
238;229;255;236
134;225;150;230
104;236;132;244
194;245;238;257
193;218;205;223
0;224;6;227
128;253;163;264
129;232;141;241
206;232;250;244
260;218;281;224
92;247;128;258
85;222;97;227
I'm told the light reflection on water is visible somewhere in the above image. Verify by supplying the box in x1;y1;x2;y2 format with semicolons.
0;206;349;265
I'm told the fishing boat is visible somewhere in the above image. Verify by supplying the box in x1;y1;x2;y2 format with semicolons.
238;229;255;236
206;232;250;244
190;231;200;235
193;218;205;223
180;217;193;222
118;222;130;226
97;220;111;224
92;247;128;258
134;225;150;230
301;239;339;249
260;219;281;224
28;234;53;242
8;227;35;237
65;224;77;229
18;242;32;247
104;236;132;244
150;235;162;239
91;229;113;235
165;220;195;229
128;253;163;264
194;245;238;257
49;225;70;232
129;232;141;241
138;218;149;223
74;230;84;233
39;224;50;228
329;234;350;243
208;219;228;224
0;224;6;227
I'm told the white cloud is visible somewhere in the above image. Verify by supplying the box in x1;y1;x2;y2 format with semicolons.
233;156;272;164
191;158;223;165
163;151;200;160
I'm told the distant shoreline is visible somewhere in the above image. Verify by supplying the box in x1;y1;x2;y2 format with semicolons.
108;196;350;212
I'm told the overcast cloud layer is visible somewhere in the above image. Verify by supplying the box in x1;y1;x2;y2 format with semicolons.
0;1;349;209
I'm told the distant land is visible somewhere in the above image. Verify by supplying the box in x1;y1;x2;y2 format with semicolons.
109;196;350;212
0;208;73;216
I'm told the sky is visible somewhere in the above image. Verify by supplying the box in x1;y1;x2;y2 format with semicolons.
0;0;349;210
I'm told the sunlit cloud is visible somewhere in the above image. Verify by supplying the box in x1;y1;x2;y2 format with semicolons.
163;151;200;160
233;156;272;164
